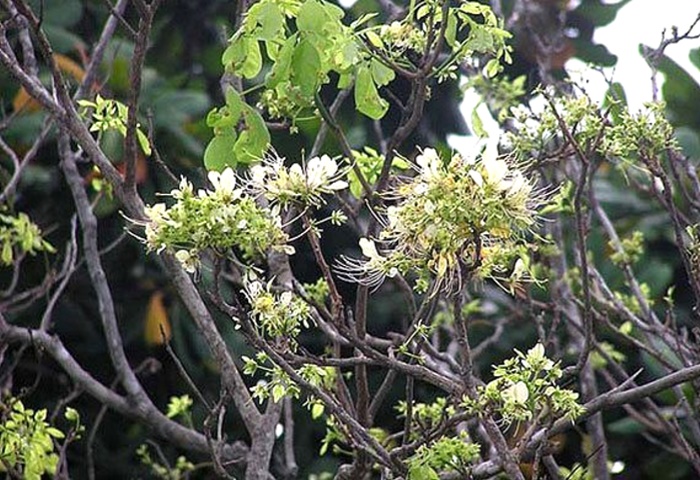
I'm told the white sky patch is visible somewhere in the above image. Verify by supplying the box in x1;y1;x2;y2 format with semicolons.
577;0;700;110
451;1;700;154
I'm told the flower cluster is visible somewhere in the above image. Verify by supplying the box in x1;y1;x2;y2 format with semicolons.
338;147;543;291
248;154;348;207
243;277;313;346
142;168;292;272
463;344;585;424
376;21;427;55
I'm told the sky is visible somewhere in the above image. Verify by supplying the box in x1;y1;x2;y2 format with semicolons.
574;0;700;110
452;0;700;152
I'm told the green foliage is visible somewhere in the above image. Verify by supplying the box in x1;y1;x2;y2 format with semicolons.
590;341;627;370
609;231;645;266
601;101;679;164
303;278;330;305
406;432;480;480
397;397;454;433
0;211;55;265
204;88;270;170
466;74;526;122
208;0;510;171
347;147;408;199
78;95;152;156
463;344;584;424
165;395;193;422
0;399;65;480
136;443;194;480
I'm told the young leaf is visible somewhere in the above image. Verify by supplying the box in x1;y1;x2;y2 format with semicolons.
266;34;297;88
204;132;237;171
234;105;270;164
249;0;284;41
355;64;389;120
291;39;321;99
225;87;245;122
370;58;395;87
296;0;329;33
223;36;262;79
471;107;486;137
445;9;458;48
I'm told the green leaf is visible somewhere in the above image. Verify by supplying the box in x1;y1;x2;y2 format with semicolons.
471;107;486;137
603;81;627;125
576;0;632;28
296;0;329;33
250;1;284;41
355;64;389;120
445;9;458;48
291;39;321;98
225;87;245;123
573;41;617;67
223;36;262;79
675;126;700;158
690;47;700;72
365;30;384;49
370;58;395;87
408;465;439;480
222;34;245;68
485;58;501;78
204;132;237;171
311;403;324;419
2;241;13;265
272;384;285;403
266;34;297;88
338;72;353;90
234;105;270;164
28;0;82;27
45;428;65;439
137;129;152;156
241;38;263;79
652;49;700;130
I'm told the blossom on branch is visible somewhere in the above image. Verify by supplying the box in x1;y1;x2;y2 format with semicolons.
337;147;546;292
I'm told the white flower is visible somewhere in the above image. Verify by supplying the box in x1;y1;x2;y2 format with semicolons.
359;237;381;260
175;249;198;273
280;291;293;307
511;257;527;281
525;343;555;370
653;176;664;193
250;165;268;186
145;203;167;223
503;381;529;404
386;206;400;227
468;169;484;188
482;156;509;188
506;171;526;197
249;154;347;206
528;343;545;361
307;155;348;191
171;176;193;199
208;167;238;198
416;148;441;181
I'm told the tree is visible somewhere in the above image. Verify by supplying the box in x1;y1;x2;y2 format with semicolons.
1;0;700;478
